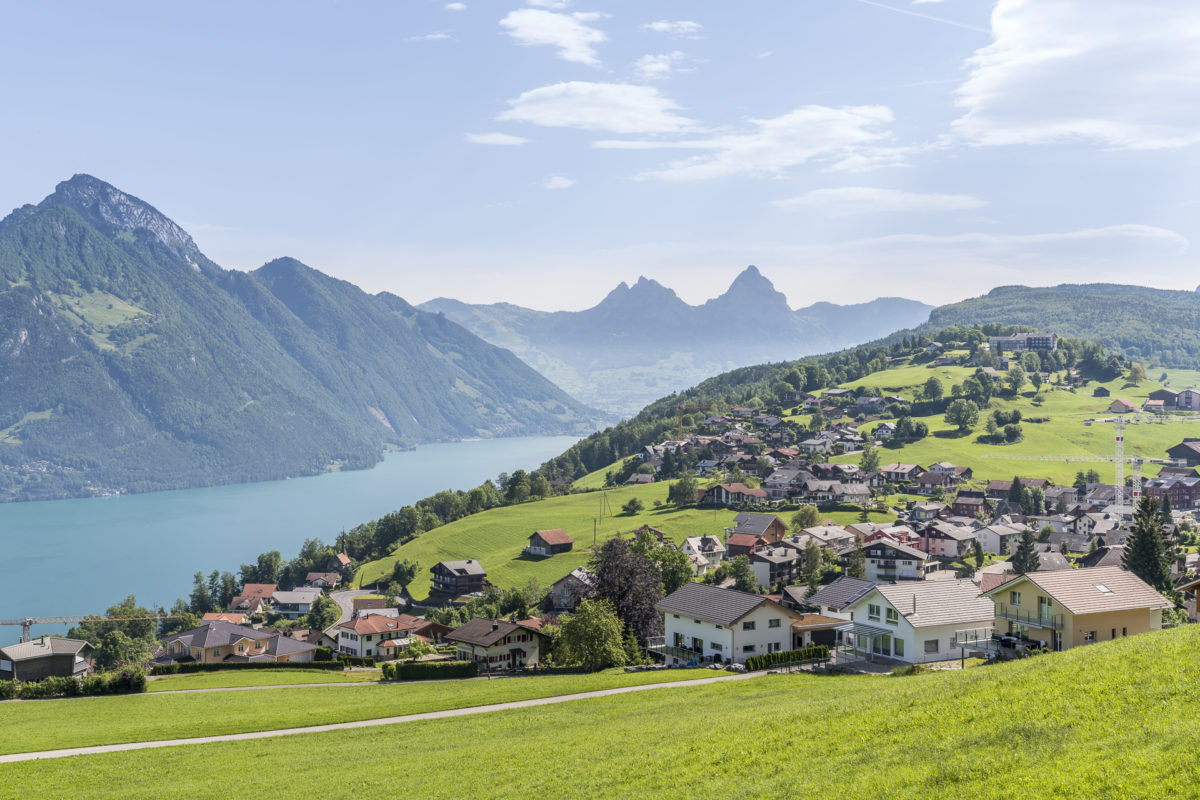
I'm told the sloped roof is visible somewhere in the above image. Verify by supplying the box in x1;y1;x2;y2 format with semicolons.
447;618;542;647
989;566;1173;615
240;583;277;598
872;580;995;629
433;560;486;576
733;512;785;536
0;636;92;662
533;528;574;545
272;588;322;605
164;621;269;649
801;576;877;609
657;582;792;627
338;614;406;635
863;540;929;560
727;532;764;548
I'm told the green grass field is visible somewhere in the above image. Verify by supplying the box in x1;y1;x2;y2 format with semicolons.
356;482;738;598
7;626;1198;798
0;668;727;755
145;669;383;692
834;365;1200;486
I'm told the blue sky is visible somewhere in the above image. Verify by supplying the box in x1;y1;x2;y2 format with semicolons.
1;0;1198;310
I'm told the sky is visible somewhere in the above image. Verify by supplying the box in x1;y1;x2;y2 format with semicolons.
1;0;1199;311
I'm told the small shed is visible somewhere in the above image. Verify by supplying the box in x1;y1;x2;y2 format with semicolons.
525;529;574;557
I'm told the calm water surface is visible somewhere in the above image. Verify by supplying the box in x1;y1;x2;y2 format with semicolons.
0;436;577;637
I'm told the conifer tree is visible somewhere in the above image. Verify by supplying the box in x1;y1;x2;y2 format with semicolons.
1012;528;1040;574
1122;495;1173;594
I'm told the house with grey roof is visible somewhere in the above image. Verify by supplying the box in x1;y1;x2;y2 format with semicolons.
784;576;878;620
0;636;93;682
446;618;544;670
861;540;931;582
430;559;487;596
651;583;802;666
158;621;317;665
271;587;323;620
842;580;995;664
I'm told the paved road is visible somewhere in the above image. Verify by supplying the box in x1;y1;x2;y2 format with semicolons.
328;589;359;625
0;672;759;764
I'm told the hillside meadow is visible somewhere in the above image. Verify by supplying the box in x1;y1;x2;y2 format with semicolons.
7;625;1198;798
0;668;724;755
355;482;738;598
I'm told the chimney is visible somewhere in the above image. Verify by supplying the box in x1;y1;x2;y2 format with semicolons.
491;621;499;632
912;595;917;614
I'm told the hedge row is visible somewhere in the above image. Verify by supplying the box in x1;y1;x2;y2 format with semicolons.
381;660;478;681
151;661;346;675
744;645;830;672
339;656;375;668
0;669;146;700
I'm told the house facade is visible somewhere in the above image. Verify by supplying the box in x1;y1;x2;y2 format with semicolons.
979;566;1172;651
337;614;417;660
843;580;995;664
271;588;323;620
430;560;487;596
446;619;544;670
862;540;930;582
0;637;93;682
653;583;801;666
525;529;574;557
549;567;596;611
159;621;316;664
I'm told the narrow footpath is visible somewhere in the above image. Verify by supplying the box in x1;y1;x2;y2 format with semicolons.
0;672;761;764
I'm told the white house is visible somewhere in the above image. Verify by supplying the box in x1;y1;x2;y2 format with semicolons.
976;523;1028;555
682;536;727;575
842;580;995;664
270;588;323;620
335;614;414;659
446;618;545;670
652;583;801;666
861;540;931;582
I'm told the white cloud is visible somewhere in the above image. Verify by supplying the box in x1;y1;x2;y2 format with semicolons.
633;51;686;80
774;186;987;216
527;0;569;8
641;20;702;38
464;132;529;145
499;8;607;67
407;32;454;42
543;175;575;189
444;2;466;10
498;81;696;134
595;105;901;181
954;0;1200;149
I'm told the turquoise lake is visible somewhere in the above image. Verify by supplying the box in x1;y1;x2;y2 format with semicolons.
0;435;578;639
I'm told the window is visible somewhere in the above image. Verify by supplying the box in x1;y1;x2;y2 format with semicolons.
213;649;220;657
742;645;756;653
893;638;904;657
768;618;781;629
711;642;723;651
237;644;245;653
924;639;939;654
694;619;701;624
1111;629;1116;640
885;608;899;625
868;604;881;621
1083;631;1096;643
1010;591;1022;606
672;614;680;619
1122;627;1127;637
742;621;756;631
902;561;911;566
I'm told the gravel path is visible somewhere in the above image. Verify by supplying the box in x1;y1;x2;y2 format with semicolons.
0;672;759;763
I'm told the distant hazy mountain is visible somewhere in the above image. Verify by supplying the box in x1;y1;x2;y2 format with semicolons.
924;283;1200;369
421;266;932;415
0;175;599;501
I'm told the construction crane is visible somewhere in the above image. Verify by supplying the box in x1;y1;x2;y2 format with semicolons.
1;615;181;643
983;412;1200;514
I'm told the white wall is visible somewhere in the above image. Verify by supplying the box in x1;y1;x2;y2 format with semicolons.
662;603;793;665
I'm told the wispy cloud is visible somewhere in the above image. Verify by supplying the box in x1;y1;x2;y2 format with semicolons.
444;2;466;10
499;81;696;134
953;0;1200;150
407;32;455;42
852;0;989;33
595;105;903;181
500;8;607;66
464;132;529;145
633;51;687;80
543;175;576;189
774;186;987;215
640;20;703;38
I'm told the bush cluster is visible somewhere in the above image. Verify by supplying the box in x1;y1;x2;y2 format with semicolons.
0;669;147;699
150;661;344;675
744;645;830;672
380;660;478;681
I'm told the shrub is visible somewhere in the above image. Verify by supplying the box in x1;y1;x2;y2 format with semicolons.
382;660;478;681
744;645;829;671
339;656;375;668
0;680;16;700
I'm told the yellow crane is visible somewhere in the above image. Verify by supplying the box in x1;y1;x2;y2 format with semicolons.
1;615;181;643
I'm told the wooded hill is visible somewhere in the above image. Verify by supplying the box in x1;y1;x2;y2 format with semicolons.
0;175;599;502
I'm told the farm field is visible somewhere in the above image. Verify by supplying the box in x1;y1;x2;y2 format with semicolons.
356;482;737;598
7;625;1198;798
145;669;383;692
0;668;727;755
832;364;1200;486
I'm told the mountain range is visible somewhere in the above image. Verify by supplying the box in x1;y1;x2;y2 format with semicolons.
0;175;599;502
421;266;933;415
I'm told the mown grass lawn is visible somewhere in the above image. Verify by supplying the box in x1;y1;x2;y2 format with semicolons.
145;669;383;692
8;626;1199;798
0;668;728;755
356;482;738;599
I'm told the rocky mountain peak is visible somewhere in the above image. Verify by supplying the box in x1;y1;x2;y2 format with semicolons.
41;174;198;255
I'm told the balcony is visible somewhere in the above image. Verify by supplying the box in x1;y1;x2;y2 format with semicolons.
646;636;717;663
994;603;1063;630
